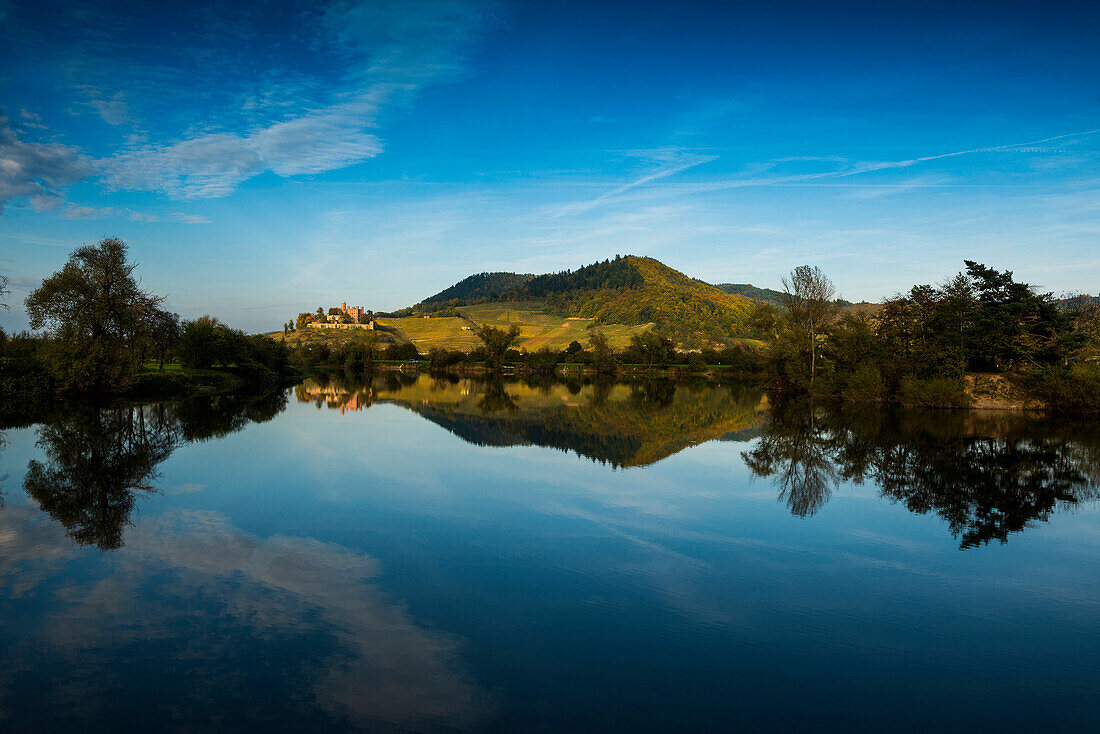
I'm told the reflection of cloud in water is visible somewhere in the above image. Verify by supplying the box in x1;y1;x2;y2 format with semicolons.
0;509;490;731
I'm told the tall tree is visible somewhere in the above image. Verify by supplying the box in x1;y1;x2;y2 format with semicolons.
475;325;521;370
25;238;164;389
588;331;616;374
780;265;839;388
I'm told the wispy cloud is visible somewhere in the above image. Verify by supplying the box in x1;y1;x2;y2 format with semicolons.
0;110;96;214
61;204;113;219
99;0;500;198
84;89;130;126
553;148;718;216
551;129;1100;215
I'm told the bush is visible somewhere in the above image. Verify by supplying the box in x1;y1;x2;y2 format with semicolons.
685;352;708;373
898;377;971;408
1030;363;1100;413
384;342;420;361
843;365;887;402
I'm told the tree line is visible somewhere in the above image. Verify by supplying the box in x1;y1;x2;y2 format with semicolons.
755;262;1100;410
1;238;294;405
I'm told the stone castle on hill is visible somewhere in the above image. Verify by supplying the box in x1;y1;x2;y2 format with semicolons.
340;302;365;322
309;301;375;329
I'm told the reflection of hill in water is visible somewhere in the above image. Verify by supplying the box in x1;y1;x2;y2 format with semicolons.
295;374;768;468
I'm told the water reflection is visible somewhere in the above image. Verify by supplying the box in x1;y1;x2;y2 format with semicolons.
295;372;768;468
744;403;1100;547
19;390;287;550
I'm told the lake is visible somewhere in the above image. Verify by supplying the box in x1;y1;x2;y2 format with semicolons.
1;373;1098;732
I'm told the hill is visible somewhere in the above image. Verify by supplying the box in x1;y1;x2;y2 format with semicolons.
404;255;759;348
421;271;535;306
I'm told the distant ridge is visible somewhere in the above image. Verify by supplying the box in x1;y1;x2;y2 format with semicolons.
714;282;856;308
712;283;787;305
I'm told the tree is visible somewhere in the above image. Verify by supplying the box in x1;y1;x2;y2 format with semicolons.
780;265;839;388
475;325;521;369
148;309;181;369
963;261;1066;370
178;315;246;369
340;332;381;371
627;331;673;369
25;237;164;389
588;331;616;373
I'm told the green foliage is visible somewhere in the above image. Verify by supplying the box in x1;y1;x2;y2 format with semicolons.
624;331;675;367
964;261;1066;370
1028;363;1100;413
384;342;421;361
475;324;521;369
762;260;1098;410
336;332;381;372
588;331;616;373
842;365;887;402
179;316;243;369
403;256;757;348
25;238;165;390
546;257;755;348
421;271;535;305
898;377;971;408
178;316;290;383
524;256;644;297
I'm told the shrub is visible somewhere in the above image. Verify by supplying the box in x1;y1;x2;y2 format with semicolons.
843;365;887;402
898;377;971;408
1030;363;1100;413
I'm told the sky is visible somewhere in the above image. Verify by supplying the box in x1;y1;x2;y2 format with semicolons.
1;0;1099;332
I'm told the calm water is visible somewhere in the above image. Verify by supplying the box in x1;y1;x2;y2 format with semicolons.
1;373;1098;732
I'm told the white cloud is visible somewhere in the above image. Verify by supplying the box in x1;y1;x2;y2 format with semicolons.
101;0;499;198
0;111;96;214
61;204;113;219
0;507;491;729
87;92;130;126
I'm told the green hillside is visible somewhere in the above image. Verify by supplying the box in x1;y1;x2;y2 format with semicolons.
402;255;759;348
546;256;756;347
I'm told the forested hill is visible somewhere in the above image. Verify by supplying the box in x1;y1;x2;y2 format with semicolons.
422;272;535;305
409;255;759;347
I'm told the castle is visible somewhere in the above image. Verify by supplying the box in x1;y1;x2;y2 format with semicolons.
340;302;365;322
308;301;375;329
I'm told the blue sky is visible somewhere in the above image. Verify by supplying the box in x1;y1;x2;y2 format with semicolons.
1;0;1099;331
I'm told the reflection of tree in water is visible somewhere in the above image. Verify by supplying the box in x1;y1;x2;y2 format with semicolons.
628;380;675;412
741;406;837;517
24;404;181;550
744;403;1100;547
22;390;288;550
588;378;613;409
477;377;517;415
